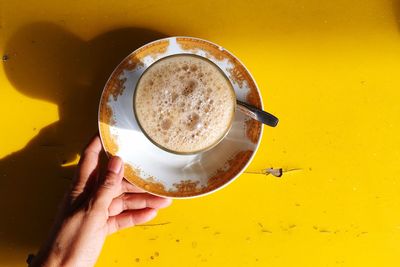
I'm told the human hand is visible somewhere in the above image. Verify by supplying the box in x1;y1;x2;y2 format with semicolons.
30;135;172;267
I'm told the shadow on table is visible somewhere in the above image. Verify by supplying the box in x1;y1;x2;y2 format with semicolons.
0;22;167;248
393;0;400;32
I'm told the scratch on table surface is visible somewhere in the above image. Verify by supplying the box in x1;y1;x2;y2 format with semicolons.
313;225;332;233
319;229;332;233
245;167;303;177
136;222;171;227
258;222;272;233
356;231;368;237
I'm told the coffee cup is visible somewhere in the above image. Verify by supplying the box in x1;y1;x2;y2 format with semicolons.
133;54;236;155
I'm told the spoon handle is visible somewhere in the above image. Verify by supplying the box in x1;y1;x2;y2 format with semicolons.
236;100;279;127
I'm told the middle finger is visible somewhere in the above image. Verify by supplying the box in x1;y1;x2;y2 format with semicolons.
108;193;172;216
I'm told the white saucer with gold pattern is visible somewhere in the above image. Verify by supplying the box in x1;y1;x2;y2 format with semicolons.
98;37;263;198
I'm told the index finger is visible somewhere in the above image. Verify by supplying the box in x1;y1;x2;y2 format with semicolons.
73;135;103;189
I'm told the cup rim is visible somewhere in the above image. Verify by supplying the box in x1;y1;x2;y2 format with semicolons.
133;53;237;155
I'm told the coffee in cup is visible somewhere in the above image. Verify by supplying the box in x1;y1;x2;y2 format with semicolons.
134;54;236;154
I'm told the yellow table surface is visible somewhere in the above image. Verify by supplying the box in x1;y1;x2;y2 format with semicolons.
1;0;400;266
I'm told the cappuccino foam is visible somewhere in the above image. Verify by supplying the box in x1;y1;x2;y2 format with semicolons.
134;55;235;153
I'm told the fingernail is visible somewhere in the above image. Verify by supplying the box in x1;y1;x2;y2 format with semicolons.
108;156;123;174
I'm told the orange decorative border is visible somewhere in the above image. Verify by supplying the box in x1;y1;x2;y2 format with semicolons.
121;150;253;198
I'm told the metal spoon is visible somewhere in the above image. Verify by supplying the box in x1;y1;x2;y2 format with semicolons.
236;100;279;127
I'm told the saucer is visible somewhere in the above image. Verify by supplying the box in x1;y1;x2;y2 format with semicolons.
98;37;263;198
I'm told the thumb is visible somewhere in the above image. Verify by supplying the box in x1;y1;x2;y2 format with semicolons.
93;156;124;211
